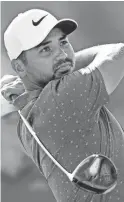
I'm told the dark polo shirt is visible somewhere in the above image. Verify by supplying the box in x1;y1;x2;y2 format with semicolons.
16;68;124;202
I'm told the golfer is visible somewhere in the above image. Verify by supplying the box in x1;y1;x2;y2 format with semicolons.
1;9;124;202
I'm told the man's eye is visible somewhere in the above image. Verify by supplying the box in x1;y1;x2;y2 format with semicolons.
60;40;68;46
40;46;51;53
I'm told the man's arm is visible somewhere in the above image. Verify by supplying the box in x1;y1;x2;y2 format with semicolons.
75;46;99;70
75;43;124;95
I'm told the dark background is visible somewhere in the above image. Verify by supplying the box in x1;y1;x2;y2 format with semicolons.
1;1;124;202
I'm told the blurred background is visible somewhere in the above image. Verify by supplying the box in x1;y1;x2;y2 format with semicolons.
1;1;124;202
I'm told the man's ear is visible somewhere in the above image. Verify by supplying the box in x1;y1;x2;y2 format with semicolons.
11;59;26;78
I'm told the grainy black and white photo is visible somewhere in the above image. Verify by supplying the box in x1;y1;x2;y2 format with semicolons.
1;1;124;202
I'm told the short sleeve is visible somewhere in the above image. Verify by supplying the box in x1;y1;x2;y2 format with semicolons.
51;68;109;118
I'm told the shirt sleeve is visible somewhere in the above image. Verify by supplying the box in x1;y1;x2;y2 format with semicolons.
51;68;109;118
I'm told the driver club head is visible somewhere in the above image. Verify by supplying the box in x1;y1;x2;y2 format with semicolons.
71;154;118;194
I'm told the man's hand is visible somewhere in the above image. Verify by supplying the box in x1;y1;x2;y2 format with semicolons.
102;43;124;61
0;75;25;103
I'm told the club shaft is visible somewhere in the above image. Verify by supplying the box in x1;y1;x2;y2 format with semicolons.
18;110;72;180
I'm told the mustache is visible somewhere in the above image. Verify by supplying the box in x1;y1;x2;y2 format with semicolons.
53;58;73;71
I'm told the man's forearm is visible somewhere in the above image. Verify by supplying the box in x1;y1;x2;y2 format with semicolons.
87;43;124;70
75;43;124;73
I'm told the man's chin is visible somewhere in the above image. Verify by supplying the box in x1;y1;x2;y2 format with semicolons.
54;66;73;78
55;69;71;78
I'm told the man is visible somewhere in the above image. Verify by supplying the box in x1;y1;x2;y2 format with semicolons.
1;9;124;202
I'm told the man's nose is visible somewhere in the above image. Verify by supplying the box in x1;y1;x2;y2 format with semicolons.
56;47;67;60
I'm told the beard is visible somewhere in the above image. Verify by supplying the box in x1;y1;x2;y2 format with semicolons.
53;58;74;79
35;59;75;88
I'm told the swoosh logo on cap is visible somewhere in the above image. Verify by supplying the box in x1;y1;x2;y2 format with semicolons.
32;14;48;26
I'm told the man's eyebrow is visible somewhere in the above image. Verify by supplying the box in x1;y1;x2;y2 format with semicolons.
36;40;52;48
59;35;67;40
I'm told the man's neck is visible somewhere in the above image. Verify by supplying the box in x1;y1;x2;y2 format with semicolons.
22;76;44;93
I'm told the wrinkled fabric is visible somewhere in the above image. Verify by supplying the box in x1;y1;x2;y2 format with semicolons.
17;68;124;202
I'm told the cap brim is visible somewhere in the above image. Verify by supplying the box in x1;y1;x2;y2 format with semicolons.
54;19;78;35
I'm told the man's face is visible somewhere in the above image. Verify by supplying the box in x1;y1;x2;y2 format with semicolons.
23;28;75;85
